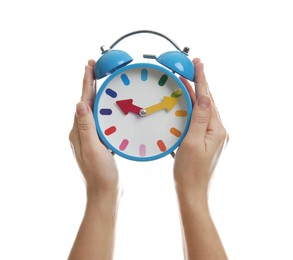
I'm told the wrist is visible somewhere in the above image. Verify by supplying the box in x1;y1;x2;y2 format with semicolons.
87;190;119;202
84;197;119;226
86;183;121;202
174;170;210;201
86;189;120;214
176;187;209;213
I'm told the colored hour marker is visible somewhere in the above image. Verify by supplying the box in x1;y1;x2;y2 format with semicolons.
158;74;168;86
141;69;148;81
119;139;129;151
175;110;188;117
121;73;130;86
105;88;117;98
104;126;116;136
157;140;167;152
100;109;112;115
171;89;183;98
139;144;146;157
170;127;182;137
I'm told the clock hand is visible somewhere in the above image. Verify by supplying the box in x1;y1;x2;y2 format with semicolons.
116;99;143;115
141;96;178;116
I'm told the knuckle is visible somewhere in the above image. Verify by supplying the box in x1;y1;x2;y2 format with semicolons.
194;110;208;124
69;130;75;142
217;127;228;142
81;97;94;108
226;133;230;143
180;137;201;153
223;132;230;147
81;145;98;162
78;122;91;131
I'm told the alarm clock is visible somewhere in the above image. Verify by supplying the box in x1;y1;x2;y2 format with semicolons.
93;30;195;161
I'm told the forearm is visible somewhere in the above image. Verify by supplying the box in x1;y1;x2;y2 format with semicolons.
177;190;228;260
68;195;119;260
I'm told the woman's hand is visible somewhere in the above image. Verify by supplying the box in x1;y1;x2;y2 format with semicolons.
174;58;228;197
69;60;119;200
173;58;229;260
68;60;119;260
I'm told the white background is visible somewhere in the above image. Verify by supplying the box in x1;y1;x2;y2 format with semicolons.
0;0;293;259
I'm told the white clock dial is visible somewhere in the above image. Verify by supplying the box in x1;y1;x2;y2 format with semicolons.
94;63;192;161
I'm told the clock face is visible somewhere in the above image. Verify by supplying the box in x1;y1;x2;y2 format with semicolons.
93;63;192;161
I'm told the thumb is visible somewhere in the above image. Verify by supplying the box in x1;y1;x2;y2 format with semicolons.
75;101;98;147
188;95;211;139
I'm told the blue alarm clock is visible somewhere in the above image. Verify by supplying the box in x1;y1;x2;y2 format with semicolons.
93;30;195;161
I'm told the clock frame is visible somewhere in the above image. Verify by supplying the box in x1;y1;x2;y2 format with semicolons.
93;30;195;161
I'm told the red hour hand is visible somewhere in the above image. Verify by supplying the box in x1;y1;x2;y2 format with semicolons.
116;99;142;115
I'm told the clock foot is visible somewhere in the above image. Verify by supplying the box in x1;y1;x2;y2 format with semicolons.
170;151;176;158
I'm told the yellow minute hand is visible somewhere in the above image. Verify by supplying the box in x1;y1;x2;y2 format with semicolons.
142;96;178;116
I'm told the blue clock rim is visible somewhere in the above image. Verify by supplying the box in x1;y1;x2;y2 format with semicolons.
93;62;192;162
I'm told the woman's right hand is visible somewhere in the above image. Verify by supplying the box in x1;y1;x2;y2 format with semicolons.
174;58;228;197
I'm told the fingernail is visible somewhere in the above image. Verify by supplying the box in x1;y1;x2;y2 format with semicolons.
198;96;211;110
76;102;88;116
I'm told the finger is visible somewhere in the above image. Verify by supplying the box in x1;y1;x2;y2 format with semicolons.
88;59;96;67
75;101;100;152
208;103;229;147
69;116;82;160
193;59;222;124
193;57;201;66
82;62;96;108
208;103;222;129
192;58;228;145
187;95;211;142
179;57;201;105
179;76;196;105
194;60;208;98
205;82;225;125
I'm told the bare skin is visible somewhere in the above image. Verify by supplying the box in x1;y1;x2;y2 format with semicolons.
174;58;229;260
68;60;119;260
